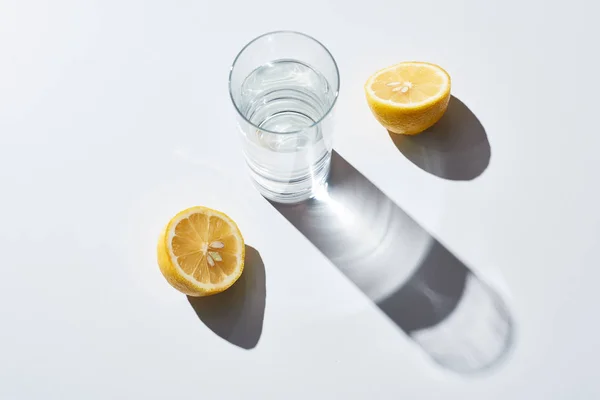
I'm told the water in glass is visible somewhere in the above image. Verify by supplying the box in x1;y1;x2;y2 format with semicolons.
238;59;336;202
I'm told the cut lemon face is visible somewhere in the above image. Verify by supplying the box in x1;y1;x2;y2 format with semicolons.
365;61;451;135
157;206;245;297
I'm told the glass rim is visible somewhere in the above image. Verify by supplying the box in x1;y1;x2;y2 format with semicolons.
228;30;340;135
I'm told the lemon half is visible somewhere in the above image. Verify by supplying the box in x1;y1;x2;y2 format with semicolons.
365;61;451;135
157;206;245;297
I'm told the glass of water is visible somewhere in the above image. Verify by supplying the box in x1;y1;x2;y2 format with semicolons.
228;31;340;203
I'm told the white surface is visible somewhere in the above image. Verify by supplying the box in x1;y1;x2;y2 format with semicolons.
1;0;598;398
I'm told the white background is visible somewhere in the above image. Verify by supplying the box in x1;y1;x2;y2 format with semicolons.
1;0;598;398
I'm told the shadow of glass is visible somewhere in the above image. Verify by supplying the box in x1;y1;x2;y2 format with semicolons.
188;245;266;350
389;96;491;181
270;152;514;373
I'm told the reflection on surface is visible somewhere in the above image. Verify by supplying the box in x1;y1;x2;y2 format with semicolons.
271;152;513;373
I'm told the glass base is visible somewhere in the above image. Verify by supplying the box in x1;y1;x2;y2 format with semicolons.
248;154;331;204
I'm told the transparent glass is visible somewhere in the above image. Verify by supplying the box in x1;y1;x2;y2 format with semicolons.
229;31;340;203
